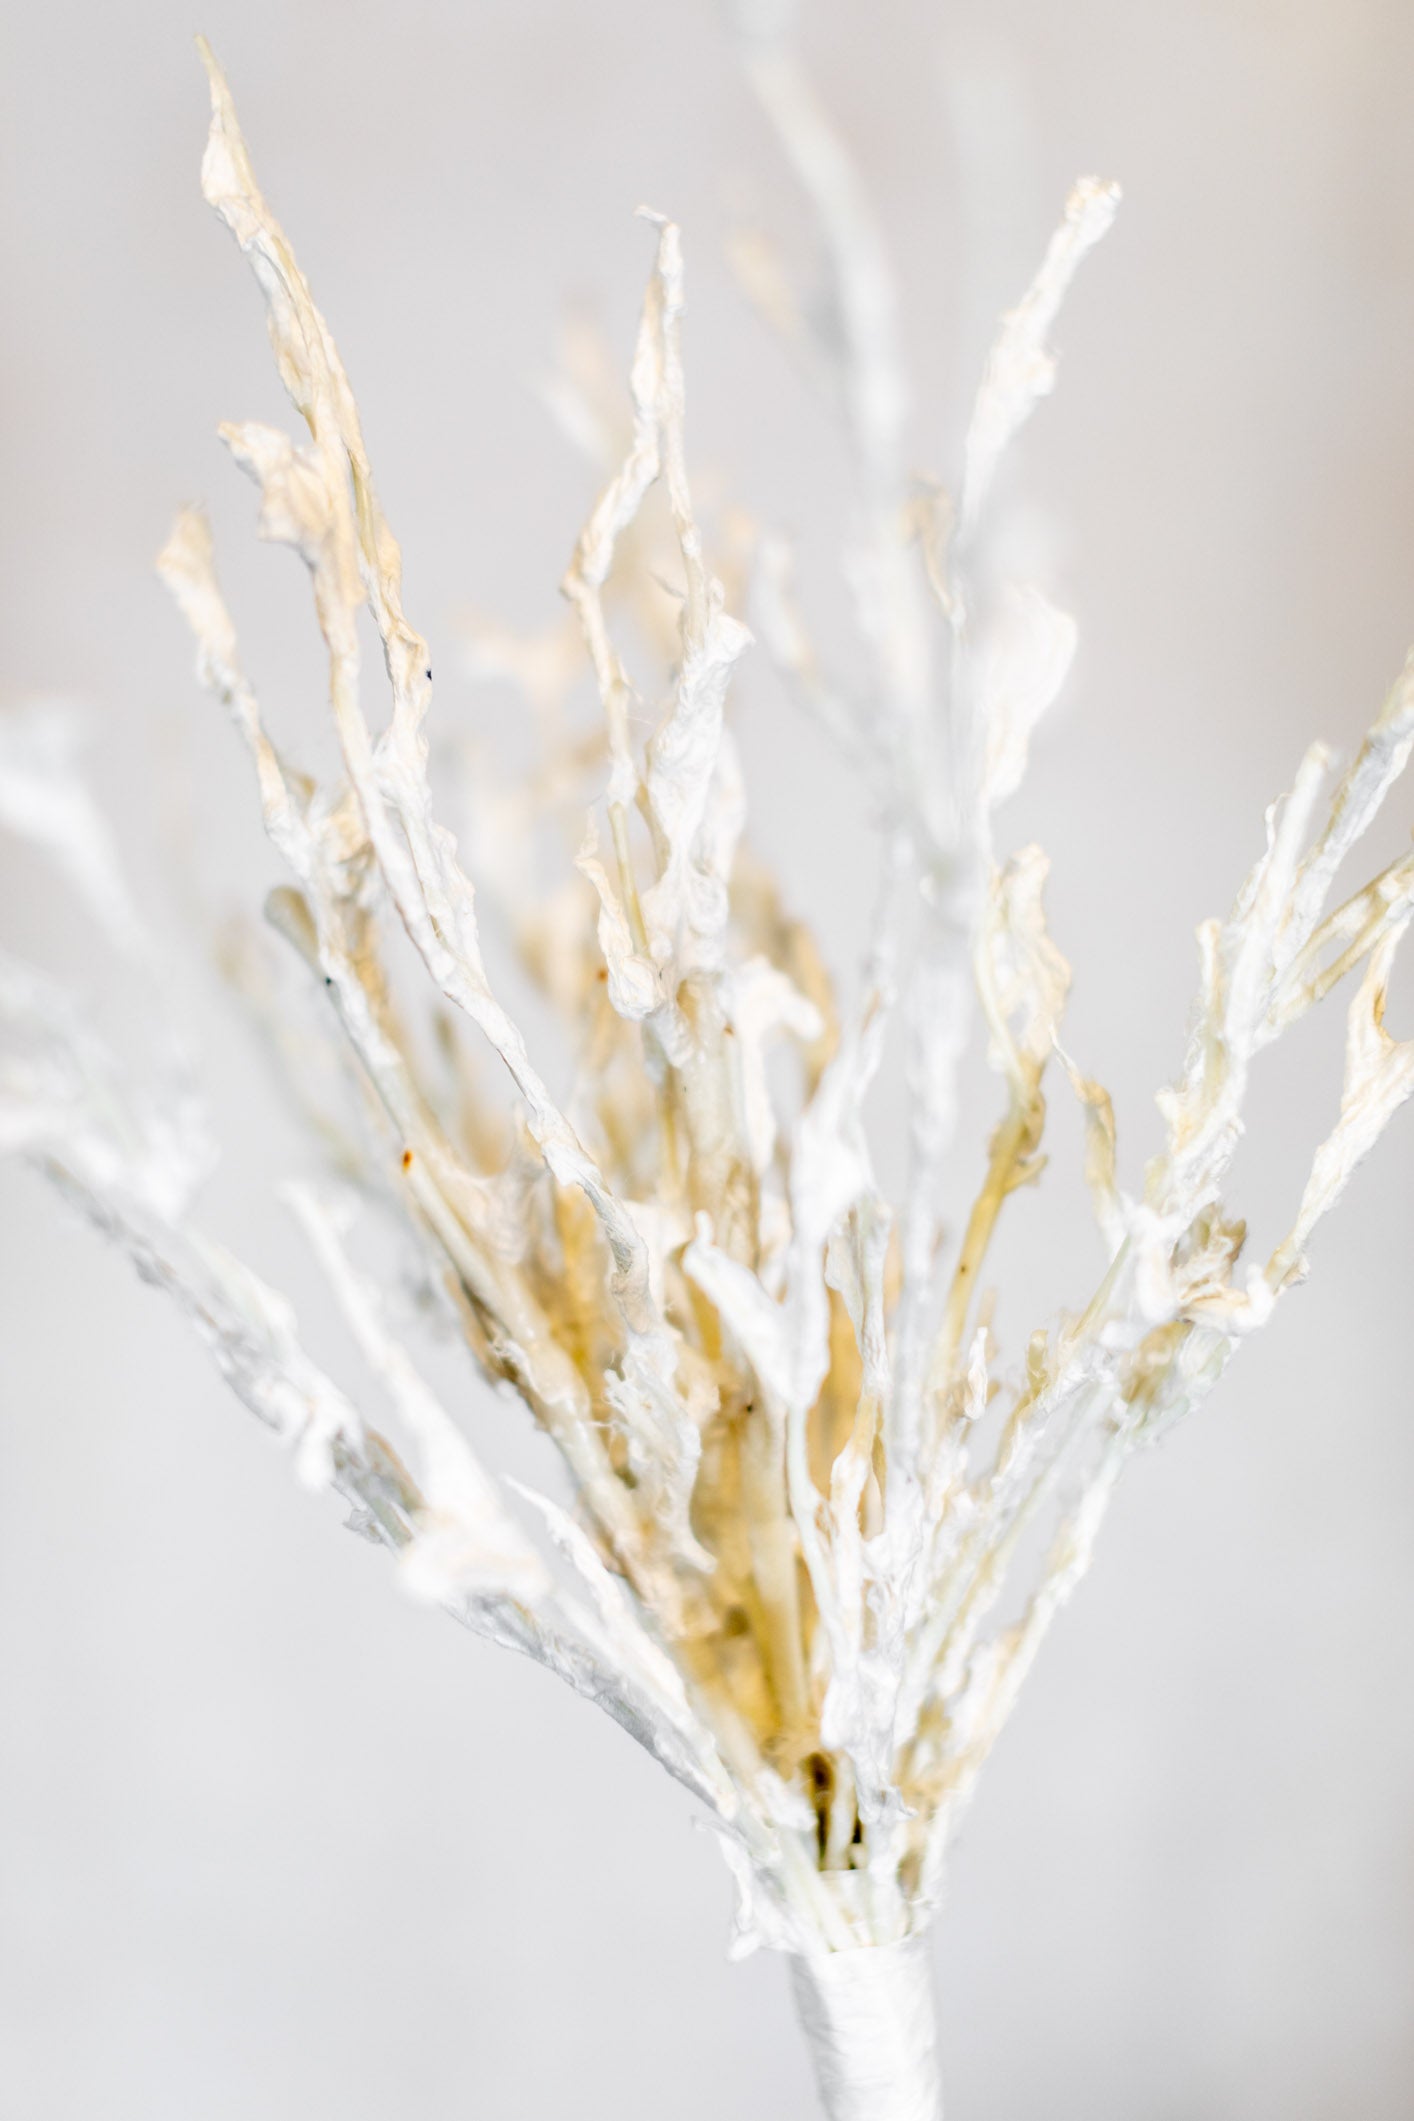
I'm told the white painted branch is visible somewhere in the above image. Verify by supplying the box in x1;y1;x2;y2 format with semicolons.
6;25;1413;2106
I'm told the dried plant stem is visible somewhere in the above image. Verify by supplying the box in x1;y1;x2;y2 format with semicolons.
3;10;1412;2117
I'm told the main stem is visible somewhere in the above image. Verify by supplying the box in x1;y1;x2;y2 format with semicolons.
791;1936;943;2121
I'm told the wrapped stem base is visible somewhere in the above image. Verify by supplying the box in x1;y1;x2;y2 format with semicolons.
790;1936;943;2121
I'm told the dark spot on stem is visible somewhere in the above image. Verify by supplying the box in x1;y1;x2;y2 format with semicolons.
805;1751;834;1861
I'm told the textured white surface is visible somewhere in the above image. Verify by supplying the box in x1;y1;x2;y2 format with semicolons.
793;1940;943;2120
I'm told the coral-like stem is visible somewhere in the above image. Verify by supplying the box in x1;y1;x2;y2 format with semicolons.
5;13;1414;2114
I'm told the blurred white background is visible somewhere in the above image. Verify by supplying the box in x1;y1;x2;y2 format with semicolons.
3;1;1414;2115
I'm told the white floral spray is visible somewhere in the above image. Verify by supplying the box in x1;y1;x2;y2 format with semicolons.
3;14;1412;2117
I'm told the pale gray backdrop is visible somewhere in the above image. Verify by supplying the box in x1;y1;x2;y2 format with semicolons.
3;1;1414;2115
